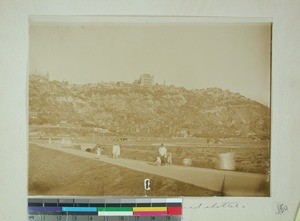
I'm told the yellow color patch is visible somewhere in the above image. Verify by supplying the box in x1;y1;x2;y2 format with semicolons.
133;207;167;212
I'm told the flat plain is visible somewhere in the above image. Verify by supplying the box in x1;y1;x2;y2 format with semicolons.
28;135;269;196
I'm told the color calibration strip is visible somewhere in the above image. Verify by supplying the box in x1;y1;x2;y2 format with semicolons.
28;198;182;217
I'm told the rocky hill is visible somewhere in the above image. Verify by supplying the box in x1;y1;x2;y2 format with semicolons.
29;74;270;139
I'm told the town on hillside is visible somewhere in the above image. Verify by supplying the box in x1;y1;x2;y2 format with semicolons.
29;72;270;141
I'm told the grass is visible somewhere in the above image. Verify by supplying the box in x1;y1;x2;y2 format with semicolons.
28;144;219;196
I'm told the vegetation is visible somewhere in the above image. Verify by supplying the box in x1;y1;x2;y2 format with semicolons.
29;74;270;139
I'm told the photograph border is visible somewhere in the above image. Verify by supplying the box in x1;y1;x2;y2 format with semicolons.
1;1;299;221
27;15;272;198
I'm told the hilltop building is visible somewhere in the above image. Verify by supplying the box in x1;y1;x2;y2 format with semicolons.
135;74;154;86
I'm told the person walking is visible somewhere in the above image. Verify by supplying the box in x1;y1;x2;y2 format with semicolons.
112;143;121;159
167;153;172;165
96;147;102;159
158;143;167;166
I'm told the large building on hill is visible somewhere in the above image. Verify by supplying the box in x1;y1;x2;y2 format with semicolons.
139;74;154;86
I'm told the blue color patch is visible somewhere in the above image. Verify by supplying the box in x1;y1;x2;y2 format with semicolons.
62;207;97;212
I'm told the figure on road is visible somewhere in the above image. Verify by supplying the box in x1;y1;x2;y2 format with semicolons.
112;143;121;159
155;156;161;166
167;153;172;165
96;147;102;159
158;143;167;166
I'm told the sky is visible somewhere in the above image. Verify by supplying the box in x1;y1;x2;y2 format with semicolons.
29;21;271;106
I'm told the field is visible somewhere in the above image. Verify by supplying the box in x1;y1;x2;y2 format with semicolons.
28;144;219;196
95;140;270;174
29;127;270;196
30;131;270;174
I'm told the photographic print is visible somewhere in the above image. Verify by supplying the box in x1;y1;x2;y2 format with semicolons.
28;17;271;197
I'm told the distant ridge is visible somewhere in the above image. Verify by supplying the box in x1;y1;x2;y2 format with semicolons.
29;74;270;139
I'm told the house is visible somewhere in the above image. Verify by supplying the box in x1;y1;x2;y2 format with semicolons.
139;74;154;86
178;130;189;138
29;112;38;119
116;81;125;86
59;120;69;127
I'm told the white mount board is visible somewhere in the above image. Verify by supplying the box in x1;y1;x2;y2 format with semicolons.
0;1;299;221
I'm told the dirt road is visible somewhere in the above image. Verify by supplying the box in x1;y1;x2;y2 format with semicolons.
32;142;268;196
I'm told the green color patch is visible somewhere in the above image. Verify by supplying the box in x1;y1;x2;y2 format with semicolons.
97;207;133;212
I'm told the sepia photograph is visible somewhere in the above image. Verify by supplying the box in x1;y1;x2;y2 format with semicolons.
28;17;271;197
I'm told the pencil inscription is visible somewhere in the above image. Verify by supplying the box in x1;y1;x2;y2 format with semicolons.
185;202;246;209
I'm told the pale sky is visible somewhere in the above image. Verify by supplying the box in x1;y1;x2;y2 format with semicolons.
29;22;271;106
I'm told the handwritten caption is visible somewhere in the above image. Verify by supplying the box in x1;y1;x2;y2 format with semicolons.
184;202;246;210
276;204;288;215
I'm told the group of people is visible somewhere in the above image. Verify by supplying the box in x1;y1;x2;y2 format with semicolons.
95;142;172;166
96;143;121;159
157;143;172;166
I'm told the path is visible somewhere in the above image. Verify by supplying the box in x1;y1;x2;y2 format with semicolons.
32;142;268;196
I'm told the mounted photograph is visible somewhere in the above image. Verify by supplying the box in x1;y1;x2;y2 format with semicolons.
28;17;271;197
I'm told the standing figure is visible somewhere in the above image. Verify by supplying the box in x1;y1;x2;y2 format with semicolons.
96;147;102;159
158;143;167;166
112;143;121;159
167;153;172;165
155;156;161;166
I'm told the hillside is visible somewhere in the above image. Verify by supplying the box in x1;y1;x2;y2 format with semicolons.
28;74;270;139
